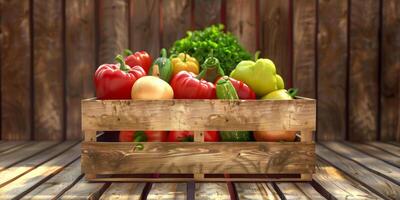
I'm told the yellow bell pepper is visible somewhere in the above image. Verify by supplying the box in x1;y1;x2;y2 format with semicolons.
171;53;199;76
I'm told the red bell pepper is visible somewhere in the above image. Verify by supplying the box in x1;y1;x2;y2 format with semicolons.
170;56;224;99
119;131;168;142
95;55;146;99
216;77;256;99
168;131;219;142
124;50;152;74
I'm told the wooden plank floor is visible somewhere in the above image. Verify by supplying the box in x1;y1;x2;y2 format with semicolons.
0;141;399;199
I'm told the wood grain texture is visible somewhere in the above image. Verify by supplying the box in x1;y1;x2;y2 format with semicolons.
235;183;279;200
194;0;221;29
98;0;129;64
322;142;400;185
59;176;108;200
381;0;400;141
147;183;187;200
345;142;400;168
0;141;57;170
65;0;96;140
162;0;191;49
260;0;291;86
130;0;160;57
313;159;380;200
293;0;316;98
21;159;82;199
195;183;230;200
0;141;29;153
316;144;400;199
226;0;257;53
99;182;145;200
0;0;32;140
275;183;324;200
317;0;348;141
81;142;315;174
0;141;77;188
366;142;400;157
82;99;316;131
0;144;80;199
348;0;379;141
33;0;64;140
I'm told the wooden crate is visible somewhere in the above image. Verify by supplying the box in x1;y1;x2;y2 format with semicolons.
81;97;316;182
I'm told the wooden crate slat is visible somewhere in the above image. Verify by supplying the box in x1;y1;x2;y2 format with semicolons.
316;144;400;199
82;142;315;174
195;183;230;200
82;99;316;131
322;142;400;184
59;175;108;199
345;142;400;168
147;183;187;200
0;141;58;170
234;183;280;200
99;182;146;200
0;144;81;199
0;0;32;140
313;159;381;199
21;159;82;199
0;141;78;188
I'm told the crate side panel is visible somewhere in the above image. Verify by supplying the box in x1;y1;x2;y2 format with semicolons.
81;142;315;174
82;99;316;131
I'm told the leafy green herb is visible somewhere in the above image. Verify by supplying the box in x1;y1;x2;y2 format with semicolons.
169;24;251;75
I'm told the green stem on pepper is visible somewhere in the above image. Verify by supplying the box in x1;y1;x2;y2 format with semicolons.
115;55;130;72
196;56;225;82
287;88;299;98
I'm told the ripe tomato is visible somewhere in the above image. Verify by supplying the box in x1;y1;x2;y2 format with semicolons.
119;131;135;142
168;131;219;142
119;131;168;142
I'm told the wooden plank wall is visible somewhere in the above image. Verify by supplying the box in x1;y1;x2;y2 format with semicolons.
0;0;399;141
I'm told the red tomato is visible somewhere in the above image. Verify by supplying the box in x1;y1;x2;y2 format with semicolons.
145;131;168;142
168;131;193;142
119;131;135;142
168;131;219;142
119;131;168;142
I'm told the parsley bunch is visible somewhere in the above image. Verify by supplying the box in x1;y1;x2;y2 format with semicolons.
169;24;251;75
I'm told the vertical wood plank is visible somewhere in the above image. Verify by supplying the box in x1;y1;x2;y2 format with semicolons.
0;0;32;140
226;0;257;53
130;0;160;57
33;0;64;140
261;0;291;86
381;0;400;141
162;0;191;50
348;0;379;141
317;0;348;141
65;0;95;140
98;0;129;64
293;0;316;98
194;0;221;29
